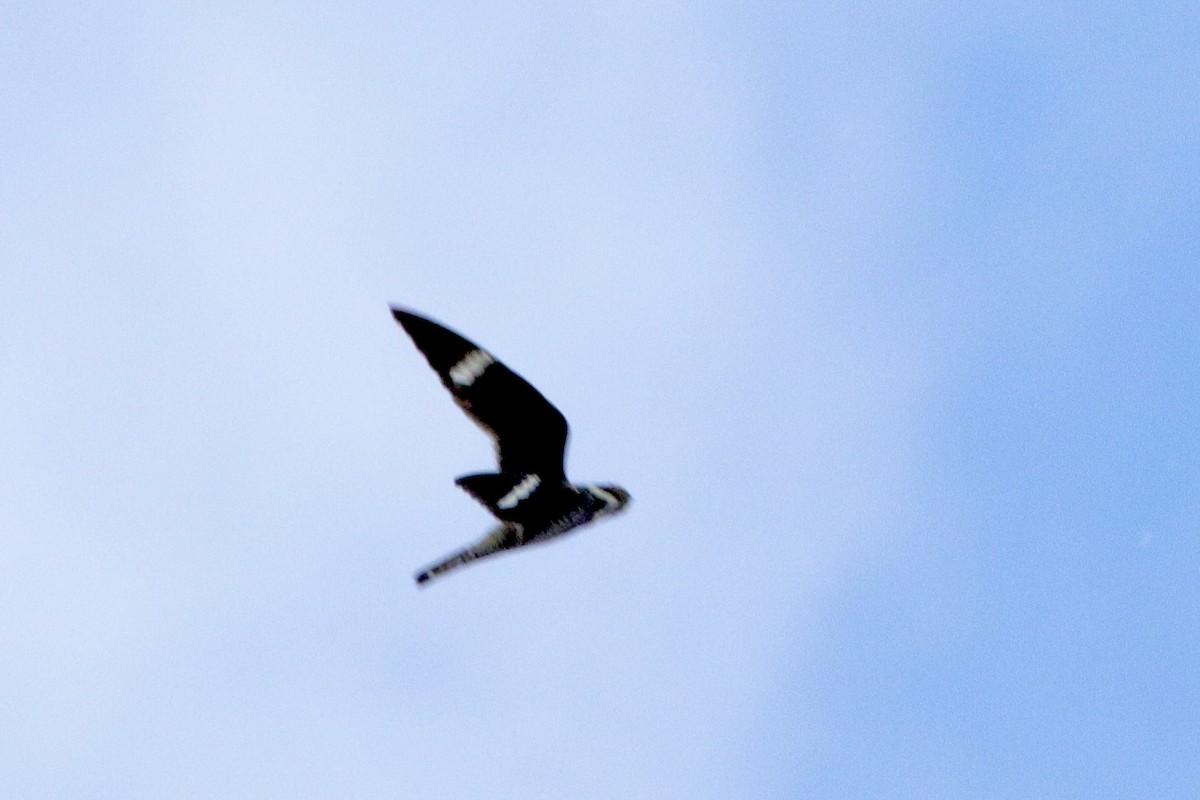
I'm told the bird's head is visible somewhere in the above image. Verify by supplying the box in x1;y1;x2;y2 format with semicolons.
584;484;632;517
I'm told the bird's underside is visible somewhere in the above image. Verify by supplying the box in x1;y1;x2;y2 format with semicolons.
391;307;630;586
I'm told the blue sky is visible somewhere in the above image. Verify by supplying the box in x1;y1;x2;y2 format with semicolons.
2;2;1197;797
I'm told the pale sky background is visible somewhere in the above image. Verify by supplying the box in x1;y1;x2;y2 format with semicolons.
2;2;1198;798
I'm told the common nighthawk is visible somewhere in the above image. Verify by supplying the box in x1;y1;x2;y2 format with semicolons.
391;306;631;585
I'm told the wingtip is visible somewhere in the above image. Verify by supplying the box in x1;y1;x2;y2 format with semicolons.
390;306;441;339
414;570;431;586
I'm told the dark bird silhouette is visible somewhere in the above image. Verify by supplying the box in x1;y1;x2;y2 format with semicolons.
391;307;631;585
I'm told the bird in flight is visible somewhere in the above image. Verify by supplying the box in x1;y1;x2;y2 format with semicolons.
391;307;631;585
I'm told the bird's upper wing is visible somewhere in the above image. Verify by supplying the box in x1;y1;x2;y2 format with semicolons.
391;306;569;481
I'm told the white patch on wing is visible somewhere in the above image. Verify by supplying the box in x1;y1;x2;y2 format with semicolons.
449;349;494;387
497;474;541;509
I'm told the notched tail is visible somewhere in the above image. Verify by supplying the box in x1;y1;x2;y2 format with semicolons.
414;547;477;586
413;523;517;587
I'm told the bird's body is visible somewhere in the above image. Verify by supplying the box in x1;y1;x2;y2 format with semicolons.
390;307;630;585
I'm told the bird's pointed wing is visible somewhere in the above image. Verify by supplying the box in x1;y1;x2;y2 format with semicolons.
455;471;549;522
391;306;569;480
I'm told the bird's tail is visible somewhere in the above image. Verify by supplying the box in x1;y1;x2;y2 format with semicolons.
414;547;476;585
413;523;516;586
